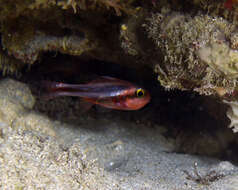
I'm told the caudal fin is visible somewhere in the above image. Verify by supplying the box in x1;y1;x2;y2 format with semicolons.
40;80;63;91
39;80;63;100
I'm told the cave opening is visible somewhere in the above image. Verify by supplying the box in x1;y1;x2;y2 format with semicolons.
19;52;238;164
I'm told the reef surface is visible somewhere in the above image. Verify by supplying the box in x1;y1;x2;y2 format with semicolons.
0;1;238;129
0;0;238;188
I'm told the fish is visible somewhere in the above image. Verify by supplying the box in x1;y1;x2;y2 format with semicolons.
41;76;150;110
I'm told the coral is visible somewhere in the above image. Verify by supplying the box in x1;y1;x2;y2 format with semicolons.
0;49;23;76
0;0;137;74
197;43;238;78
0;0;57;21
2;31;95;64
119;10;145;56
230;32;238;49
0;10;96;64
120;23;139;56
223;100;238;132
190;0;238;23
145;11;238;95
57;0;137;15
0;0;136;21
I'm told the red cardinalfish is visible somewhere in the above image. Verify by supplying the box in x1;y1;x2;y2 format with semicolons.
42;76;150;110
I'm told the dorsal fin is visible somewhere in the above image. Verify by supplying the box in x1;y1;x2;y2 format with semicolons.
88;76;133;86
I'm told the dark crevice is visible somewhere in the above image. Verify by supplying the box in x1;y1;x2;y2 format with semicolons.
19;52;238;164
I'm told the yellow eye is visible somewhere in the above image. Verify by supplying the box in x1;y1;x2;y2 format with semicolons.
136;88;145;97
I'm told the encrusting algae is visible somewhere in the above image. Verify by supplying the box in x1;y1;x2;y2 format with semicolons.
0;49;23;76
0;0;135;20
145;10;238;96
0;0;137;73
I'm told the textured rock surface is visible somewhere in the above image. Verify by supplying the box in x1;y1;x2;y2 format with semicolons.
0;78;238;189
0;79;116;189
145;11;238;96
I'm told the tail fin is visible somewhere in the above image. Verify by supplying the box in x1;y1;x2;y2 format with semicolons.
40;80;63;91
39;80;63;100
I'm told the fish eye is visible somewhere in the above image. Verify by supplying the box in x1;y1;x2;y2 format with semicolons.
136;88;145;98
